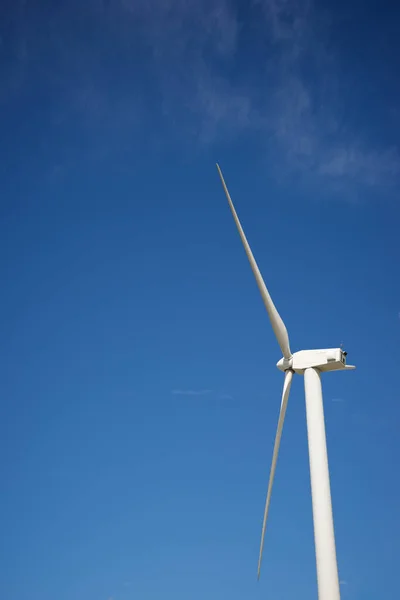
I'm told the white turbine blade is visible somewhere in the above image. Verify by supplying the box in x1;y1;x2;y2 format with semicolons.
257;368;294;580
216;164;292;360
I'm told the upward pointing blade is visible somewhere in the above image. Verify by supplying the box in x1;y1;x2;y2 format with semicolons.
216;164;292;360
258;368;294;580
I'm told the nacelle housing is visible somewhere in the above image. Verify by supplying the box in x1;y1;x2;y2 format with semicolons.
277;349;355;374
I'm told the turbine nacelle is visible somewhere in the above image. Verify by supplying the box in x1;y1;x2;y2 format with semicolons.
277;348;356;374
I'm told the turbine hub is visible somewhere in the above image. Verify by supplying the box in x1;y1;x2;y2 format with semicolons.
276;356;293;372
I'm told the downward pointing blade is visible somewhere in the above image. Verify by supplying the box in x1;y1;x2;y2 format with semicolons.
257;369;294;580
216;164;292;360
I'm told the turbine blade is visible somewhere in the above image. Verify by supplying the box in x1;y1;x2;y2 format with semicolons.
257;368;294;580
216;164;292;360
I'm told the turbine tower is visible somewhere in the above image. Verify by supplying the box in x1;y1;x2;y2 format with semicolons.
216;164;355;600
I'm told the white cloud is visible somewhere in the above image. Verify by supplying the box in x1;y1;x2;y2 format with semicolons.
121;0;399;190
171;389;234;400
171;389;213;396
2;0;398;192
257;0;400;190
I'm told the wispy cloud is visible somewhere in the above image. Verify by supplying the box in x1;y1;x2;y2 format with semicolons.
171;389;234;400
1;0;399;192
257;0;400;191
171;389;214;397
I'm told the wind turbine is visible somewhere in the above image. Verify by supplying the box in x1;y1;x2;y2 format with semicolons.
216;164;354;600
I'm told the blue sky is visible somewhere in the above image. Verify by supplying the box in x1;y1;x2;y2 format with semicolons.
1;1;399;599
